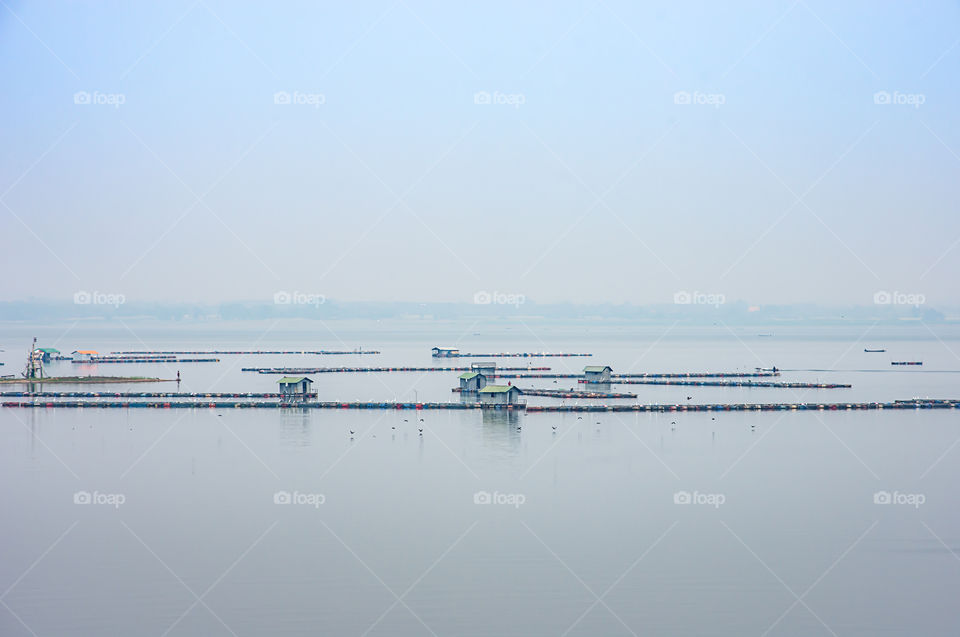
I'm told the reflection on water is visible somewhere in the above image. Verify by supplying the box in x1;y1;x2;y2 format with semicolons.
583;381;612;393
278;408;313;446
480;409;521;427
473;408;523;460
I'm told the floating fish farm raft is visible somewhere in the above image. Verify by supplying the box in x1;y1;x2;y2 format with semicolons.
515;388;638;399
438;352;592;358
492;371;782;379
74;356;219;363
111;350;380;355
2;399;957;412
582;379;851;389
243;366;551;374
0;376;170;384
451;387;638;399
0;391;318;399
614;372;781;378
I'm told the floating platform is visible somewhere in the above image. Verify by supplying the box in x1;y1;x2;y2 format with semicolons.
0;391;318;399
244;366;551;374
451;387;638;399
583;379;851;389
892;361;923;366
111;350;380;355
0;376;172;384
437;353;591;358
492;371;782;379
516;388;638;399
3;399;957;412
525;399;957;412
75;357;219;363
615;372;781;378
491;373;582;379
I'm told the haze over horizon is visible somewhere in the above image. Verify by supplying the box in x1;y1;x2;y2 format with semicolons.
2;1;959;308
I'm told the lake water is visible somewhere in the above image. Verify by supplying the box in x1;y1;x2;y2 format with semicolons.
2;320;959;636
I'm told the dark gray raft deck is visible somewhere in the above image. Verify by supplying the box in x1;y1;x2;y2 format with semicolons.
3;399;957;412
493;372;782;379
244;366;551;374
0;391;318;398
588;379;851;388
113;350;380;355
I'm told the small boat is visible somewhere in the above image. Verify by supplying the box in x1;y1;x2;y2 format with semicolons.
864;348;886;353
891;361;922;366
754;366;779;372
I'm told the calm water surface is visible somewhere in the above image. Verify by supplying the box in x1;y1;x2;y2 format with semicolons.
1;321;959;636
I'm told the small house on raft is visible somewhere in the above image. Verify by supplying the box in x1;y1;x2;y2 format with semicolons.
34;347;60;363
459;372;487;392
72;350;98;362
478;385;523;406
277;376;314;399
431;346;460;358
583;365;613;382
471;362;497;376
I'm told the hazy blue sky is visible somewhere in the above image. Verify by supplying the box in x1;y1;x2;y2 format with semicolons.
1;0;958;306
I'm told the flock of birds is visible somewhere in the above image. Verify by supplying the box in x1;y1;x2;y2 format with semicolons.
350;416;427;440
341;400;756;440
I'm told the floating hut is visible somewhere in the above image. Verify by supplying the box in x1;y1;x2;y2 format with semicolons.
478;385;523;406
459;372;487;392
471;361;497;375
72;350;98;362
277;376;314;399
35;347;60;362
431;346;460;358
583;365;613;382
